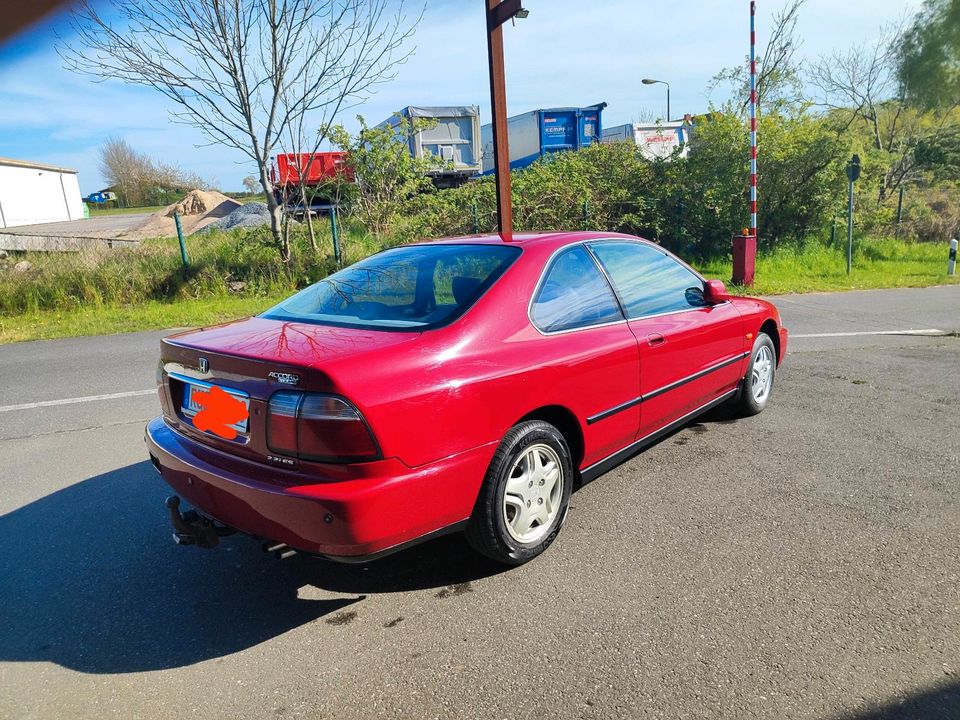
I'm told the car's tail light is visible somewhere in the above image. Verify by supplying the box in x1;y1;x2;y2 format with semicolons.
267;391;302;457
267;392;380;463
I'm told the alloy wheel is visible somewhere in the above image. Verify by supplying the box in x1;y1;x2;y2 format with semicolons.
751;345;774;404
502;443;564;544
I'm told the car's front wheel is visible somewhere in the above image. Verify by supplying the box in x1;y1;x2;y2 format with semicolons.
731;332;777;416
465;420;573;565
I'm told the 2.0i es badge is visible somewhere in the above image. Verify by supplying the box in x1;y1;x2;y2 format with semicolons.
147;232;786;565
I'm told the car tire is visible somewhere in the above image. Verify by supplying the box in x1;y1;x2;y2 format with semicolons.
465;420;573;566
731;332;777;417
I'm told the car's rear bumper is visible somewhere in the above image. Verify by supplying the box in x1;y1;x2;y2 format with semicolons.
145;417;496;560
779;326;789;364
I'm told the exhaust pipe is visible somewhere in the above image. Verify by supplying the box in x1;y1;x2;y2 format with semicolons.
262;540;297;560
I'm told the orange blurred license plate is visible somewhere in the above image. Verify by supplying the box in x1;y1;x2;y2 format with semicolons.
181;382;250;434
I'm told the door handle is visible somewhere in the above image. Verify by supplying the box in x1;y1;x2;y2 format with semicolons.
646;333;666;347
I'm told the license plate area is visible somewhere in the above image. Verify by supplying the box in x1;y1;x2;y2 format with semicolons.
172;373;251;439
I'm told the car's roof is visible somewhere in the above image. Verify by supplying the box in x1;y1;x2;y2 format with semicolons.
412;231;645;251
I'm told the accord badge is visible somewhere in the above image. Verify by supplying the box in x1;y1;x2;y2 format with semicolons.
268;371;299;385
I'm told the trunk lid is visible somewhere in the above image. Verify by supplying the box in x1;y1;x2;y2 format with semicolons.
159;316;419;464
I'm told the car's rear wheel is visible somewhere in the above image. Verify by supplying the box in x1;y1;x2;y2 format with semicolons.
465;420;573;565
731;332;777;416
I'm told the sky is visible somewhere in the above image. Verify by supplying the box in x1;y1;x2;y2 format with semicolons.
0;0;919;195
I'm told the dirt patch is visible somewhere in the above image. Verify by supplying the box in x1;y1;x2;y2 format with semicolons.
434;582;473;599
325;611;358;626
121;190;242;240
165;190;235;217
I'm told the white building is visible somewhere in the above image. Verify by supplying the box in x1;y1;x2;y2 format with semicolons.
0;157;85;228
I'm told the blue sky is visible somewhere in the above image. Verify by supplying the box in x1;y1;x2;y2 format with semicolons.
0;0;918;194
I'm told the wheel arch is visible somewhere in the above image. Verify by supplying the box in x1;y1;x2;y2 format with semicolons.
516;405;584;471
759;318;780;362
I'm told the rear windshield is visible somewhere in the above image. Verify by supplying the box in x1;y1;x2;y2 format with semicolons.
261;244;521;330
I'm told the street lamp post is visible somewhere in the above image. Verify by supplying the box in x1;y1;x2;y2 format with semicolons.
641;78;670;121
485;0;528;239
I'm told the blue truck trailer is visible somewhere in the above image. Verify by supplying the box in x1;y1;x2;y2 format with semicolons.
480;102;607;174
377;106;482;188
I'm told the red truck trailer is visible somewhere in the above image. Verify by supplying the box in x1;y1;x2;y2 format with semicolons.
270;152;352;216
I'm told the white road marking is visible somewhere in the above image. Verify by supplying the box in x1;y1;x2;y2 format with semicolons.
792;329;947;338
0;389;156;413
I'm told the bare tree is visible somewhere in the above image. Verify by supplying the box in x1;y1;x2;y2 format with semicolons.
808;23;903;152
98;137;144;205
242;175;261;195
708;0;807;115
99;136;205;206
61;0;420;260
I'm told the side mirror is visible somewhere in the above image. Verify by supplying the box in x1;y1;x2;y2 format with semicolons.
703;279;731;304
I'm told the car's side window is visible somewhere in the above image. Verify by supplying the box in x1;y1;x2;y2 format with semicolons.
531;245;624;332
588;241;707;319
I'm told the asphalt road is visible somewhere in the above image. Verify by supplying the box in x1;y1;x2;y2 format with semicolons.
0;285;958;719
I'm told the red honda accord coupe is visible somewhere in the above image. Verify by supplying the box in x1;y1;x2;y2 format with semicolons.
147;231;787;565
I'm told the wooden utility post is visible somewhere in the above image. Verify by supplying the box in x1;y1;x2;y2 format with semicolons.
485;0;527;239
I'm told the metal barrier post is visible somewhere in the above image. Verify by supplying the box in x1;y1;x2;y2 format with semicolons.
732;234;756;286
174;211;189;267
895;186;904;240
330;206;342;268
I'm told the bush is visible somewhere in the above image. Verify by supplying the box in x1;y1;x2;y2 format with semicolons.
901;185;960;241
401;141;661;241
398;107;849;259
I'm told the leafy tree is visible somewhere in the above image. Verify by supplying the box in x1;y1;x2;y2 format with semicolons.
328;115;440;236
403;110;845;258
898;0;960;109
242;176;261;195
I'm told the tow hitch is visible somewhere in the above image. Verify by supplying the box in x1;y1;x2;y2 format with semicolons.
165;496;235;548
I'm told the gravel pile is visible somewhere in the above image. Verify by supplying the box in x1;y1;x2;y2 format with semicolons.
201;202;274;233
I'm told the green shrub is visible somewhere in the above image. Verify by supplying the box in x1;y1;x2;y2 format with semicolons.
398;107;848;259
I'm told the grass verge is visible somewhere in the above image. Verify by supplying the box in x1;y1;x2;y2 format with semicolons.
0;295;286;344
697;236;959;294
87;205;168;216
1;232;956;344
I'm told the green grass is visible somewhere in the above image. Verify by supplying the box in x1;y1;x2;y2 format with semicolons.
0;295;286;344
87;204;168;216
0;222;369;344
697;236;959;295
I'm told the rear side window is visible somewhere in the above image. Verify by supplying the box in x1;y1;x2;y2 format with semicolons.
588;241;706;319
262;244;520;330
531;245;623;332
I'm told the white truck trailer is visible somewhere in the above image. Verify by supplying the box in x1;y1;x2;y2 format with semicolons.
601;121;690;160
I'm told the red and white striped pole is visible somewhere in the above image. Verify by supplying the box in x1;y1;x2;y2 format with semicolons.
749;0;758;240
734;1;759;285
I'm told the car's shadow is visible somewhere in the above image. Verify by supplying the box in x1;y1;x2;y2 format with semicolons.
0;405;740;674
0;461;503;674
